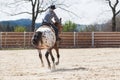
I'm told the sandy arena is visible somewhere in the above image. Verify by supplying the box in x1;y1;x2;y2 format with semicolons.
0;48;120;80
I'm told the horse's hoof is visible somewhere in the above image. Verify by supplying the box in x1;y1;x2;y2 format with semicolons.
41;64;44;67
55;62;59;65
52;64;56;70
48;66;51;69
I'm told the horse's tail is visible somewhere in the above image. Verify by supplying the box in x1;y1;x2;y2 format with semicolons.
31;31;43;48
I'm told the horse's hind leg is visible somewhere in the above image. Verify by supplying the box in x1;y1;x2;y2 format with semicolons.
45;51;51;69
49;49;55;69
38;50;44;67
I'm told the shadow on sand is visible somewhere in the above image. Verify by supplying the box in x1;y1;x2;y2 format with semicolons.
52;66;88;72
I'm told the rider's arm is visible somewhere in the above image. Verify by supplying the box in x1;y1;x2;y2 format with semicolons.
52;11;60;23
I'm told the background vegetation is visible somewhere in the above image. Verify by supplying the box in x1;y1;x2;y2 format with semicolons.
0;14;120;32
63;20;77;32
14;26;26;32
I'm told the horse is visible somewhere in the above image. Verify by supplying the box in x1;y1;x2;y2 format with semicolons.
31;19;63;69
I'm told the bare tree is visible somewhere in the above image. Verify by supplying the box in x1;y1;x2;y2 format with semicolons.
106;0;120;31
17;0;48;31
24;0;79;31
27;0;47;31
2;0;53;31
1;0;78;32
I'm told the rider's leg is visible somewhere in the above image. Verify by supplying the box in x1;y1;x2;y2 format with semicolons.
51;24;60;41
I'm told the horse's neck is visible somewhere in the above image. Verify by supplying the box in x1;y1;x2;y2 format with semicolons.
54;22;58;26
54;22;62;33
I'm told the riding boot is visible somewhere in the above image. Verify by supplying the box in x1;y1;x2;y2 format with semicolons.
55;30;61;41
56;35;61;41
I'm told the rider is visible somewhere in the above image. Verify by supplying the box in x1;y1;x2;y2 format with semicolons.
42;5;61;41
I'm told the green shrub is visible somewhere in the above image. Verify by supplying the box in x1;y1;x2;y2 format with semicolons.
14;26;26;32
63;20;77;32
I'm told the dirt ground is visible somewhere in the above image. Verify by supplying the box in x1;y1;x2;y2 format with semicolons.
0;48;120;80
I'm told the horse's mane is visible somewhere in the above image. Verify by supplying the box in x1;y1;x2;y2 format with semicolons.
54;18;62;26
54;22;59;26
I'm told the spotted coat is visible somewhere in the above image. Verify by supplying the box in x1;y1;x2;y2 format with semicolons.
36;25;56;49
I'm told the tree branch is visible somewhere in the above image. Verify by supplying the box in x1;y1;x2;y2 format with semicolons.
116;10;120;15
58;7;80;18
34;0;40;20
0;10;12;16
114;0;119;8
107;0;114;10
38;8;48;13
30;0;33;6
10;12;32;16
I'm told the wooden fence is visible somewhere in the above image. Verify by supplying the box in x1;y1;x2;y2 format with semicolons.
0;32;120;49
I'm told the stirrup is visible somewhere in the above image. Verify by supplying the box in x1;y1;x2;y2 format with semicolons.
56;37;61;41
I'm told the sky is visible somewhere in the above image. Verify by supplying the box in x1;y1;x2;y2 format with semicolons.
0;0;120;24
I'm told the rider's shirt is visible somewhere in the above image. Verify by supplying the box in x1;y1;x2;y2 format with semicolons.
43;9;60;24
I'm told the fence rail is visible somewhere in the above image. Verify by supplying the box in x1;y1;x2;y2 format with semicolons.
0;32;120;49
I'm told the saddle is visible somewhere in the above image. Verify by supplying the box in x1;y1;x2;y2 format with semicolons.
42;22;56;33
42;22;51;27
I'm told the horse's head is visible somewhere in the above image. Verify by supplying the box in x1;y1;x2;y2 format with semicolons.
31;31;42;48
54;18;63;33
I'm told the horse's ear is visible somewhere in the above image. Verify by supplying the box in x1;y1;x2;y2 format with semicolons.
60;18;62;21
60;18;62;24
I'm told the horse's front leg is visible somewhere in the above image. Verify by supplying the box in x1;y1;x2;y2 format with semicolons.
38;50;44;67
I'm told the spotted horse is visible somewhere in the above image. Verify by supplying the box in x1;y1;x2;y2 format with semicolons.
31;19;63;70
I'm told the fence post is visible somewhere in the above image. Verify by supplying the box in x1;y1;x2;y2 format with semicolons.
74;32;76;47
5;32;7;48
0;32;2;49
92;32;94;48
24;31;26;49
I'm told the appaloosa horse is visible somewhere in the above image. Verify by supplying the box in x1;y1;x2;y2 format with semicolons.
31;19;63;69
